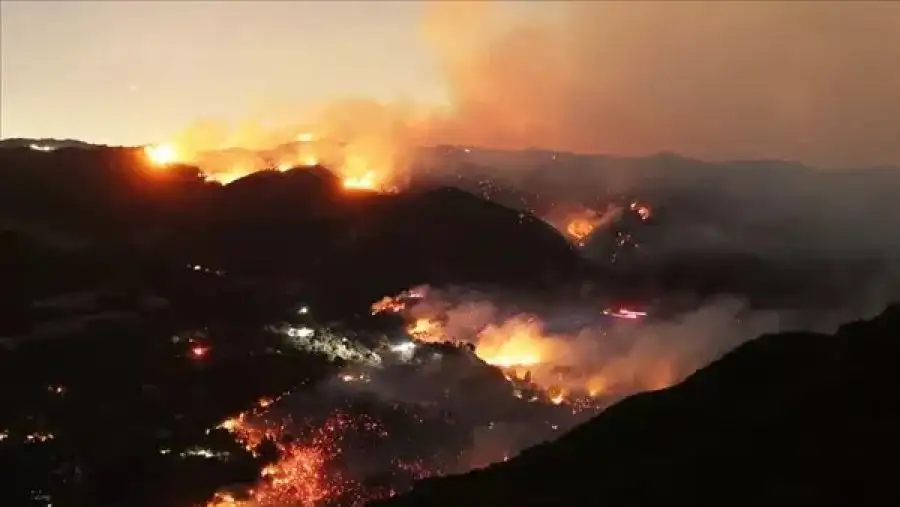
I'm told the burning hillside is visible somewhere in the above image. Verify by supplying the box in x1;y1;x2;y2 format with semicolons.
142;137;392;193
188;283;786;507
540;200;652;249
369;286;776;403
2;144;898;507
139;99;425;193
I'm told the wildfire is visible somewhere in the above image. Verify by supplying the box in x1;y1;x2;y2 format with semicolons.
206;166;253;185
630;200;652;221
190;344;210;359
370;289;424;315
369;287;675;408
406;318;442;342
475;318;547;368
143;143;178;166
555;201;651;247
342;171;379;191
559;206;616;247
208;398;411;507
208;414;346;507
565;217;598;245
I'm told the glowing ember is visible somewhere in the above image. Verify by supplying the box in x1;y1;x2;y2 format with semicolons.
603;307;647;320
565;217;597;245
144;143;178;166
371;296;406;315
630;201;652;221
190;345;209;358
208;407;401;507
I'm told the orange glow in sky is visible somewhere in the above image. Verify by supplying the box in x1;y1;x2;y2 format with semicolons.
2;2;899;167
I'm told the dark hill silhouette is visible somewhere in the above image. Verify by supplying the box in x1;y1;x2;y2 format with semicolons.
172;170;581;314
0;137;103;150
372;304;900;507
3;143;898;315
0;147;584;316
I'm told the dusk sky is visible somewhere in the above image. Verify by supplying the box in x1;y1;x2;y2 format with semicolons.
1;1;480;145
2;1;899;167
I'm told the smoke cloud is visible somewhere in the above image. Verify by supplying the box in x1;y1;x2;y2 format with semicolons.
159;1;900;183
421;1;900;168
385;284;785;395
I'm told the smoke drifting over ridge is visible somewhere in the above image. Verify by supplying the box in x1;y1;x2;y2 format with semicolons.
158;1;900;174
422;1;900;168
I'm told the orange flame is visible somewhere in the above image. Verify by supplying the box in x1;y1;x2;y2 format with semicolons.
370;288;678;408
342;171;379;191
208;406;405;507
406;318;442;342
143;144;178;166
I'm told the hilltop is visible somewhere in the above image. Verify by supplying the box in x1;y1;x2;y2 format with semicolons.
0;145;583;317
0;138;105;150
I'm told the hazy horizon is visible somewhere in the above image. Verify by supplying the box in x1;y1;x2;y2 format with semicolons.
3;1;899;168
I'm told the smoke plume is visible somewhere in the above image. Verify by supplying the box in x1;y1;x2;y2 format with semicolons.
158;1;900;184
421;1;900;168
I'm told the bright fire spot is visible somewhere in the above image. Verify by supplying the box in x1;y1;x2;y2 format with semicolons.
371;295;406;315
566;218;597;245
296;132;315;143
603;307;647;320
342;171;378;191
554;203;633;247
301;155;319;166
207;166;251;185
587;376;608;397
475;318;547;368
144;144;178;166
630;201;652;221
406;318;441;342
190;345;209;358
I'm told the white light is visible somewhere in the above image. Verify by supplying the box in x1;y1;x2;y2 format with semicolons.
603;308;647;320
298;306;309;315
287;326;315;338
390;341;417;361
390;341;416;353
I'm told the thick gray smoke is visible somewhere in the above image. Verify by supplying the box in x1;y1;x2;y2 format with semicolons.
278;287;789;476
417;0;900;277
422;1;900;168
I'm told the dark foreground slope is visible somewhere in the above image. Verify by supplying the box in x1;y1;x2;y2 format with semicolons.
373;304;900;506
